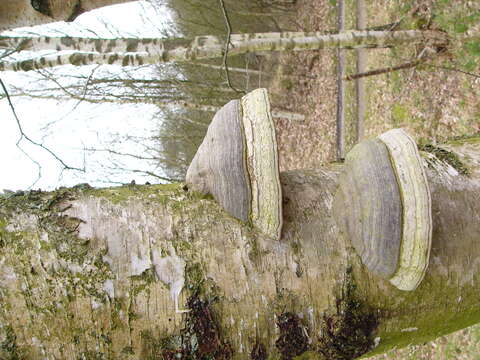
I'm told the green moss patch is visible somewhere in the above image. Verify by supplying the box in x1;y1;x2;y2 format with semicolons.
391;103;409;126
419;144;471;175
0;325;22;360
85;183;184;205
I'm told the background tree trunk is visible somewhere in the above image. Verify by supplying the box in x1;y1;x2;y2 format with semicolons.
0;0;135;31
0;30;449;72
336;0;346;160
355;0;367;143
0;138;478;359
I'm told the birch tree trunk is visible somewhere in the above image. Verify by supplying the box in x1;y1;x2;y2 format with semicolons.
0;30;449;72
0;0;136;32
336;0;346;160
6;92;304;120
0;138;478;359
355;0;367;143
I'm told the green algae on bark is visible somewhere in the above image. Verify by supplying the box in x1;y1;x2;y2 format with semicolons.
420;144;470;175
0;140;477;359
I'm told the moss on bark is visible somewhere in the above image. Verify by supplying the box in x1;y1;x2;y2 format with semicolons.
0;142;477;358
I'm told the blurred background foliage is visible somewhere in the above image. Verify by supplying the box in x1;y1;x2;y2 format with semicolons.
154;0;297;178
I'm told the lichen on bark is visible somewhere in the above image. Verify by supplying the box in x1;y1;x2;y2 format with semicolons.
0;138;477;358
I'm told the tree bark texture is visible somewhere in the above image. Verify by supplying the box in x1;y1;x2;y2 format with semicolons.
0;30;449;72
0;138;478;359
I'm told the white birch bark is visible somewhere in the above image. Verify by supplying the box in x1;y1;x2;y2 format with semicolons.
0;138;478;359
0;30;449;71
355;0;367;143
8;88;305;120
336;0;346;160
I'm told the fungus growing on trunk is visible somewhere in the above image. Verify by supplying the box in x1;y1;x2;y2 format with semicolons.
186;88;283;240
335;129;432;291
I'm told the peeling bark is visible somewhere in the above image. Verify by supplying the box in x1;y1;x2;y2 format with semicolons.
0;138;478;359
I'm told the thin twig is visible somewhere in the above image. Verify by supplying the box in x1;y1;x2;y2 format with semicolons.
129;169;180;183
387;4;421;31
0;49;18;61
84;143;186;168
344;58;426;81
99;164;180;183
38;66;101;131
70;65;100;113
424;63;480;79
218;0;245;94
83;147;159;161
0;38;30;61
37;69;79;98
345;46;440;81
0;77;84;172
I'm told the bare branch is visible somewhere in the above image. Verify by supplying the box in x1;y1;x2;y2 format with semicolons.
83;147;161;161
425;63;480;79
0;77;84;173
345;58;425;81
70;65;101;112
218;0;245;94
345;47;440;81
96;162;181;183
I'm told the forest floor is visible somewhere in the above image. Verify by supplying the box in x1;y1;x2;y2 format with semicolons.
267;0;479;173
264;0;480;359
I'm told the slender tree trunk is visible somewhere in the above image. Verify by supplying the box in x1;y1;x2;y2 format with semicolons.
355;0;367;143
195;63;264;75
0;138;478;359
0;30;449;72
0;0;135;32
7;90;305;120
336;0;346;161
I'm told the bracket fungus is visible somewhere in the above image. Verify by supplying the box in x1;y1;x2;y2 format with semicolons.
334;129;432;291
186;88;283;240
